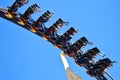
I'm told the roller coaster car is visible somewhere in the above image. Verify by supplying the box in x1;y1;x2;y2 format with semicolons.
82;47;100;59
35;10;53;26
17;3;40;32
54;27;77;48
75;47;100;66
20;3;40;22
43;18;66;40
30;10;53;33
8;0;28;15
86;58;113;77
65;36;88;57
3;0;28;19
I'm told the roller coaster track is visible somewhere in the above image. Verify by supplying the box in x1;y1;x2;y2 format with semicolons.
0;1;114;80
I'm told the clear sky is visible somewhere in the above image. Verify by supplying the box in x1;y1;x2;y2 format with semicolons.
0;0;120;80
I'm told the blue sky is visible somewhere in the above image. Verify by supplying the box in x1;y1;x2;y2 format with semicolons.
0;0;120;80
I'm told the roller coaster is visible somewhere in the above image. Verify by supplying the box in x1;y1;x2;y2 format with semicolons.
0;0;115;80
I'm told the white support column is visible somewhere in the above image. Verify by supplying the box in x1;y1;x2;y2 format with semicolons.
60;52;82;80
